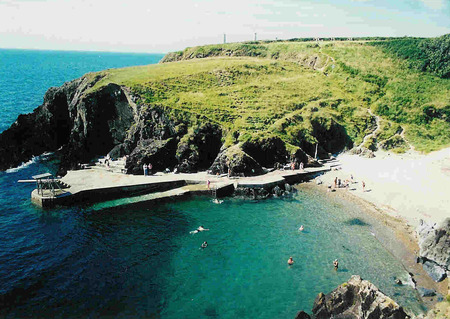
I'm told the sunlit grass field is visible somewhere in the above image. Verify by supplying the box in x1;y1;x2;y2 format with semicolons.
88;39;450;153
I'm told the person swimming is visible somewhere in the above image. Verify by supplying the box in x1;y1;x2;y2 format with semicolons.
201;241;208;249
298;225;304;231
333;259;339;270
190;226;210;234
287;256;294;265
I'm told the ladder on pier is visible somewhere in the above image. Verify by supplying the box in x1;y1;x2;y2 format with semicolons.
211;187;217;198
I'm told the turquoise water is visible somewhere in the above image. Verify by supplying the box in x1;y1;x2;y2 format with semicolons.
0;49;424;318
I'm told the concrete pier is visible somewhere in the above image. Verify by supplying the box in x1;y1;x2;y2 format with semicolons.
31;166;330;208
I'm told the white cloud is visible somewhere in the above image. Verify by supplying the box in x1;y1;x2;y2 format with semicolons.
0;0;448;52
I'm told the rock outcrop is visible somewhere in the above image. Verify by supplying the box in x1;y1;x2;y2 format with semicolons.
175;123;222;173
303;275;408;319
0;75;136;172
417;218;450;282
208;144;264;176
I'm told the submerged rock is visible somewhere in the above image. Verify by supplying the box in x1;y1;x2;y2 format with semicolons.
417;287;437;297
294;311;311;319
308;275;408;319
417;218;450;282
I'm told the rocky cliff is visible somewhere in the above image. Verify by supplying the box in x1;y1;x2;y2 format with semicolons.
0;74;314;176
0;75;137;173
296;275;408;319
417;218;450;282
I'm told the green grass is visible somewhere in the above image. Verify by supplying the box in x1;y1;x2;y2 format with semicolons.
86;37;450;154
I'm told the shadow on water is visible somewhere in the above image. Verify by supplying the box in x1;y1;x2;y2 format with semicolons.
1;201;193;318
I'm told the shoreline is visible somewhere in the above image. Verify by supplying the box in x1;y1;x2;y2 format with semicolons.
298;149;450;311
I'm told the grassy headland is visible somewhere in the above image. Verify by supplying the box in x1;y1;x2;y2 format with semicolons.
90;35;450;154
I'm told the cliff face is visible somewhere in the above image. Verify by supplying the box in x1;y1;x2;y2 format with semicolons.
0;75;136;172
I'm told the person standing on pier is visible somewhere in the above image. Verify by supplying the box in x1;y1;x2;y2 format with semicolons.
148;163;152;175
143;163;148;176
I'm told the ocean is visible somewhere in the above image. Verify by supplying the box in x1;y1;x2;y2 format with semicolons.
0;49;424;318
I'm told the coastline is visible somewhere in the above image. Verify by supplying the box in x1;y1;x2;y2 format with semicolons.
298;148;450;310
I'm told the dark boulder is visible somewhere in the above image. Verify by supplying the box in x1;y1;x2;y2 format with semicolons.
416;218;450;282
294;311;311;319
310;275;408;319
417;287;436;297
420;260;447;282
272;185;284;197
241;136;288;168
209;144;264;176
175;123;222;173
125;138;178;175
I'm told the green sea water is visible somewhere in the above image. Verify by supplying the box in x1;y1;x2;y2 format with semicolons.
84;187;423;319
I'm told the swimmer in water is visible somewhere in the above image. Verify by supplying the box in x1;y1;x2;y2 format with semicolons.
298;225;304;231
201;241;208;249
287;257;294;265
333;259;339;270
190;226;210;234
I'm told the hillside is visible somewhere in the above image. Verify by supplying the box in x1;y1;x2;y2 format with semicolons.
0;36;449;174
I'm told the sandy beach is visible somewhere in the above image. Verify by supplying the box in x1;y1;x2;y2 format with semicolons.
307;147;450;302
316;147;450;227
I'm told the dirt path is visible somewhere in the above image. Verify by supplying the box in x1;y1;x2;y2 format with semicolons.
357;109;381;149
399;127;416;151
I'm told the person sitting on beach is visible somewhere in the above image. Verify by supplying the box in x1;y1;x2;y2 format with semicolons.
201;241;208;249
333;259;339;270
298;225;304;231
362;181;366;192
287;257;294;265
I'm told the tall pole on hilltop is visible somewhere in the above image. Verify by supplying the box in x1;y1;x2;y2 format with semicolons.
254;33;257;41
224;33;226;44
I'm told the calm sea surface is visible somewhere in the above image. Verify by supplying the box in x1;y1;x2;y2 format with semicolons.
0;49;424;318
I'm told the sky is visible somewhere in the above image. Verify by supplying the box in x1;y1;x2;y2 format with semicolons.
0;0;449;53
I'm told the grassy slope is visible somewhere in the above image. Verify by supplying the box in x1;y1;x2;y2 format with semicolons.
89;39;450;154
